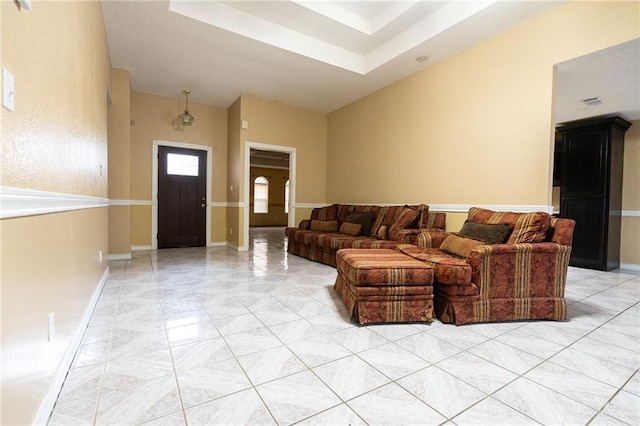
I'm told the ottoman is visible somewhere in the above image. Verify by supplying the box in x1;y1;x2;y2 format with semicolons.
334;248;434;325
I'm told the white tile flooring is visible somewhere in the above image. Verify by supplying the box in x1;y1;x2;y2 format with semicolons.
49;227;640;425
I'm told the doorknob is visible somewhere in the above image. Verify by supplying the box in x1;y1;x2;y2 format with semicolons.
201;203;206;208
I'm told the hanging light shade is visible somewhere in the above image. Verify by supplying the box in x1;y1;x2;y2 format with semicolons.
179;89;195;126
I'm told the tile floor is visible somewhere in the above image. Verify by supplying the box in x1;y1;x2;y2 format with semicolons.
49;227;640;425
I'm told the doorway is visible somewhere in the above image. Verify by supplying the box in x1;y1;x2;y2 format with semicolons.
157;146;207;248
152;140;213;250
243;142;296;251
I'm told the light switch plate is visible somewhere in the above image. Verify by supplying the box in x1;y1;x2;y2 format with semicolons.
17;0;32;11
3;67;15;112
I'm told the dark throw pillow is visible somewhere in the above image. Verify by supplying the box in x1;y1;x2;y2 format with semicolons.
458;221;511;244
346;211;377;237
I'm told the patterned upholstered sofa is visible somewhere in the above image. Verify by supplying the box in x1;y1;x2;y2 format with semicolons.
394;207;575;325
285;204;447;267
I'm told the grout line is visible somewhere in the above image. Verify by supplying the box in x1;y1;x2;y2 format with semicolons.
48;229;640;425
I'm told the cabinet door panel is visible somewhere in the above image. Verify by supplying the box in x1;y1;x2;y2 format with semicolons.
561;198;606;269
562;130;606;197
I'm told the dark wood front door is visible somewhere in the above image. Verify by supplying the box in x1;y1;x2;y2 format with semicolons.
158;146;207;248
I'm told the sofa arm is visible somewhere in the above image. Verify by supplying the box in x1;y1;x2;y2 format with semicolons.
466;243;572;300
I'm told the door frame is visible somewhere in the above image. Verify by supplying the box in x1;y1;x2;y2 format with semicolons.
152;140;213;250
243;141;296;251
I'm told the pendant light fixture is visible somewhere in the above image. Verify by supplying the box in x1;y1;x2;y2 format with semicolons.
178;89;195;126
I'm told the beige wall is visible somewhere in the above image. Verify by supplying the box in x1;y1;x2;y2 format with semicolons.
621;120;640;267
240;96;328;229
326;1;639;265
129;91;228;247
108;69;132;255
327;1;638;208
225;95;327;247
0;1;111;424
1;209;109;424
250;166;289;227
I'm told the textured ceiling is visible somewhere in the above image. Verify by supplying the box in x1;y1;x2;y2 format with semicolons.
102;0;564;113
102;1;638;122
555;38;640;124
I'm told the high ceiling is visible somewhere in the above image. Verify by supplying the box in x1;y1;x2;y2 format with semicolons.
103;0;564;113
102;1;639;122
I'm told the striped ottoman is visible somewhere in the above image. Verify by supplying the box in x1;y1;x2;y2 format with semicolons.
334;248;434;325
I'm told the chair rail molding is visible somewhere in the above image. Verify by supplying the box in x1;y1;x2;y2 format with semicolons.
0;186;108;219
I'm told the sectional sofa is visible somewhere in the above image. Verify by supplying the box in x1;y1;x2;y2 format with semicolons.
285;203;447;267
287;204;575;326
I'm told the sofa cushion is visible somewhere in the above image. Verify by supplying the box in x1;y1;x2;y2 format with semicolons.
310;220;338;232
467;207;551;244
346;211;377;237
440;234;484;258
411;254;471;286
389;207;421;240
458;221;511;244
395;245;472;286
339;222;362;236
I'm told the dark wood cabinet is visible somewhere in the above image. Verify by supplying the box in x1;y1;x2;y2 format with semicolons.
557;116;631;270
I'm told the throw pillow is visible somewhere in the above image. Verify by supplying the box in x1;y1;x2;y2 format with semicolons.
388;207;421;240
339;222;362;236
311;205;338;221
310;220;338;232
416;204;430;228
440;234;484;258
507;212;552;244
458;221;511;244
370;206;389;239
404;204;430;228
466;207;551;244
346;211;377;237
376;225;389;240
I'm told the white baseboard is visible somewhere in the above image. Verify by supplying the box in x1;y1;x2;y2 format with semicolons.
32;267;109;425
131;245;152;251
226;242;248;251
108;253;131;261
619;263;640;272
208;241;227;247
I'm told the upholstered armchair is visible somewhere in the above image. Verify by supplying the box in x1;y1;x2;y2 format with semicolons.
395;208;576;325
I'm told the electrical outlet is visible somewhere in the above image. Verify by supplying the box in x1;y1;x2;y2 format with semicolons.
48;312;55;342
229;228;233;235
99;250;103;263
